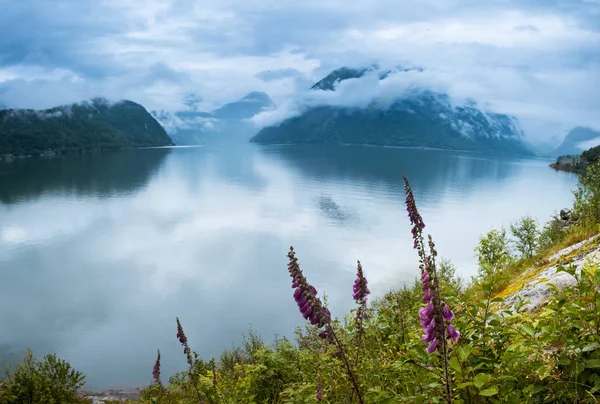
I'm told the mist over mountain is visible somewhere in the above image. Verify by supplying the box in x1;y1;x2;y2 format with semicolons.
152;92;276;145
551;127;600;157
251;67;533;155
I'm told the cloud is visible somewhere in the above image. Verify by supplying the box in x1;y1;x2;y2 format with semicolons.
255;68;304;82
0;0;599;141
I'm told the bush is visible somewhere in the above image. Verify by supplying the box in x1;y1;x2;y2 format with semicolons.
0;349;85;404
574;161;600;227
537;216;565;251
509;216;539;259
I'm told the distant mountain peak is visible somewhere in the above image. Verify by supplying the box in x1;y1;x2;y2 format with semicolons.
241;91;275;105
151;91;276;145
250;66;531;155
310;66;376;91
551;127;600;156
311;64;424;91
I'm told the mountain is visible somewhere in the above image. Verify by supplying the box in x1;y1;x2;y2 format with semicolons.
153;92;276;145
250;67;532;155
0;98;173;157
551;127;600;157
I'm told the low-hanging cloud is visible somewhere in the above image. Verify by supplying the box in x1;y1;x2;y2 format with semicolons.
0;0;599;143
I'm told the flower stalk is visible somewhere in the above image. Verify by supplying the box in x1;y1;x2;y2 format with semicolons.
287;247;364;404
152;349;162;388
176;317;206;404
404;176;459;404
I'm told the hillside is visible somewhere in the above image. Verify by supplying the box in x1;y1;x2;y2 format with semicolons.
152;92;276;145
250;67;533;155
0;98;173;157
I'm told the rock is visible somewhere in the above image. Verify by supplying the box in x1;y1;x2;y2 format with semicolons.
80;388;142;403
560;209;572;221
502;235;599;311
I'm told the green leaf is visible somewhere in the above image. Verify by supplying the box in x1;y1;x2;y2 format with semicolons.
457;382;473;389
449;357;462;373
520;324;536;337
479;387;499;396
473;373;492;389
457;346;473;362
586;359;600;369
583;342;600;353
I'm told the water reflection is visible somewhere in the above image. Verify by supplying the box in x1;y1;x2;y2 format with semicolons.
0;148;171;204
0;144;578;390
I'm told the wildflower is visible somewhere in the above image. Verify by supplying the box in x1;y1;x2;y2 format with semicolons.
352;260;370;303
152;349;162;386
287;247;364;404
404;178;460;354
403;176;427;269
287;247;331;333
176;317;194;368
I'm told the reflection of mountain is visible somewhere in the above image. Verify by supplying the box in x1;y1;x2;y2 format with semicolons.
0;148;171;204
257;145;530;196
153;92;276;145
251;67;532;155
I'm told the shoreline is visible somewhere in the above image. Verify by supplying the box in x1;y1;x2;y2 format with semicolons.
0;143;176;162
251;141;535;157
549;162;585;174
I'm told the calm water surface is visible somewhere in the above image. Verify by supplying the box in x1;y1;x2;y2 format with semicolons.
0;144;578;389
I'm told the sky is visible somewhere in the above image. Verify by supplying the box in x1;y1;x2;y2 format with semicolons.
0;0;599;143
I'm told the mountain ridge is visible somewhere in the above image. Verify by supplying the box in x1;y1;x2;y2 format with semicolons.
0;98;173;157
152;91;276;145
251;67;533;155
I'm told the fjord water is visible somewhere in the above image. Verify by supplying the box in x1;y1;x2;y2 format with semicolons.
0;144;578;389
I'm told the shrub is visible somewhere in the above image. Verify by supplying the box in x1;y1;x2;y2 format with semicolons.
509;216;539;259
574;161;600;227
0;349;85;404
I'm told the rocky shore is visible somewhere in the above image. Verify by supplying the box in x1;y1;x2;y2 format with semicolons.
80;388;142;403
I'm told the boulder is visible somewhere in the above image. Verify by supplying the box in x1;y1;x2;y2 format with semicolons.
560;209;572;221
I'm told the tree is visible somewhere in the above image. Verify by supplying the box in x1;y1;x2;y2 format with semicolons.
474;228;511;278
510;216;539;259
573;161;600;227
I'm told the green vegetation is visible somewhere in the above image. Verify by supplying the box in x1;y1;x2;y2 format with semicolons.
0;98;173;157
250;104;532;155
550;143;600;174
0;349;85;404
3;162;600;403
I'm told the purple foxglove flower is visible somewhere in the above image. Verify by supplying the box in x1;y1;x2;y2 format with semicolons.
287;247;331;332
352;261;370;304
152;349;161;386
442;305;454;322
447;325;460;341
405;176;460;356
176;317;194;368
422;288;434;302
422;331;435;344
419;301;434;320
424;318;436;335
426;339;439;354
